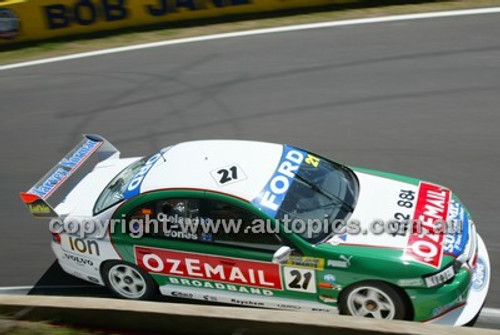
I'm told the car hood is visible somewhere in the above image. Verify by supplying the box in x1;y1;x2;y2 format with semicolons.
320;167;470;270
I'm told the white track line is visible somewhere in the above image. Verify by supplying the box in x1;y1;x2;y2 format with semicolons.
0;286;33;291
1;6;500;71
481;308;500;318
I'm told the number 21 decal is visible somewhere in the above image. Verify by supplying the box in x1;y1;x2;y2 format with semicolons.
210;164;247;186
284;267;316;293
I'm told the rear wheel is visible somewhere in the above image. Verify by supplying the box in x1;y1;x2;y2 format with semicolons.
339;281;409;320
102;261;157;300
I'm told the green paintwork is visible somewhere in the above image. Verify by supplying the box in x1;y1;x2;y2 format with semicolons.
109;185;471;322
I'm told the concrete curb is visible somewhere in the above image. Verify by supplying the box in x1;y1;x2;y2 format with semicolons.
0;295;499;335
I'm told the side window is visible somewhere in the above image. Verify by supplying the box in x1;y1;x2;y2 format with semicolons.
126;198;202;242
200;199;283;252
126;198;284;252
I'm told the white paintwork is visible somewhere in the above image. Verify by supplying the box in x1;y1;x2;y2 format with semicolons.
141;140;283;201
340;171;417;249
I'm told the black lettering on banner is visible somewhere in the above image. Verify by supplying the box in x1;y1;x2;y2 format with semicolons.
44;4;69;29
44;0;129;29
102;0;128;21
147;0;173;16
147;0;251;17
212;0;250;7
74;0;97;26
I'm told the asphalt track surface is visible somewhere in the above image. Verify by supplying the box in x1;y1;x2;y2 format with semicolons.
0;10;499;327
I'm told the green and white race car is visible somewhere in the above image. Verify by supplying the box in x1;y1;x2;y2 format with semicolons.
21;135;490;326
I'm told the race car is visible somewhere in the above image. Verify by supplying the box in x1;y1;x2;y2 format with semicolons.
20;134;490;326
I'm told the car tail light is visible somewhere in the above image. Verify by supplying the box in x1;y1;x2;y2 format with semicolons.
51;232;61;244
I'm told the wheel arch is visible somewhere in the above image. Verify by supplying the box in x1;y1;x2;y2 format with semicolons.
338;279;414;320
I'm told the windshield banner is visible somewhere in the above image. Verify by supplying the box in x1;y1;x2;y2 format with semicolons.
252;145;306;218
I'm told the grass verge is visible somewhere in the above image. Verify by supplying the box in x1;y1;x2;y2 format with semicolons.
0;318;95;335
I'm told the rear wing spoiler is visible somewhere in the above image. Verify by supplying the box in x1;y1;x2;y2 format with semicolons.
20;134;120;218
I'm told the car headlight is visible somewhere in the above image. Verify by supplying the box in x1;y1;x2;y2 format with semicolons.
423;265;455;288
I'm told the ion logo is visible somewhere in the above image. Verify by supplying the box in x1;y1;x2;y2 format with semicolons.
252;145;306;217
68;237;100;256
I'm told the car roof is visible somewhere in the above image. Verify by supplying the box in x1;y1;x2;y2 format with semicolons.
140;140;285;202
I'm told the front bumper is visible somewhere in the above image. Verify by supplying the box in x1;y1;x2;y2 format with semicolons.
424;233;490;326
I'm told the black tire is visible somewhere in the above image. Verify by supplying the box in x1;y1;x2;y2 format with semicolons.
339;281;410;320
101;261;157;300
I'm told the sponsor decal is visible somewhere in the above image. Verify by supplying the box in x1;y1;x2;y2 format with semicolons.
443;200;469;257
29;138;102;199
431;293;466;317
63;253;94;267
404;182;451;268
252;145;306;217
277;303;302;310
124;153;162;199
203;295;218;302
312;307;331;313
25;199;57;218
397;278;424;287
136;247;282;290
164;230;198;241
326;233;347;245
167;277;274;296
87;276;99;284
0;9;20;39
68;237;101;256
319;295;337;303
327;255;352;269
472;258;487;291
323;274;336;283
286;256;324;270
171;291;194;299
201;233;213;242
231;299;264;307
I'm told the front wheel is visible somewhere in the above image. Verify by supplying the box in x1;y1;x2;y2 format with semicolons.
339;281;410;320
102;261;157;300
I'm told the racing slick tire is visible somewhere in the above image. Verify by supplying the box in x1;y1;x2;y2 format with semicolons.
339;281;411;320
102;261;157;300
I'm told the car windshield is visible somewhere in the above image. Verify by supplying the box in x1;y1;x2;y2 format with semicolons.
276;152;359;244
94;157;148;214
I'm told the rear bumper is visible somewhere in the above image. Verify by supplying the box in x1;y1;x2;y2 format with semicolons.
423;234;490;326
51;240;105;286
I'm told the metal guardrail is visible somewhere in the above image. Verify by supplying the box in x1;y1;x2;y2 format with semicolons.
0;295;499;335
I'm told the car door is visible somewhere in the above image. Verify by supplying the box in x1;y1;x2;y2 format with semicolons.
119;192;328;311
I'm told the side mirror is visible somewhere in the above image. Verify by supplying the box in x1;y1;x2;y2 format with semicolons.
272;246;292;264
